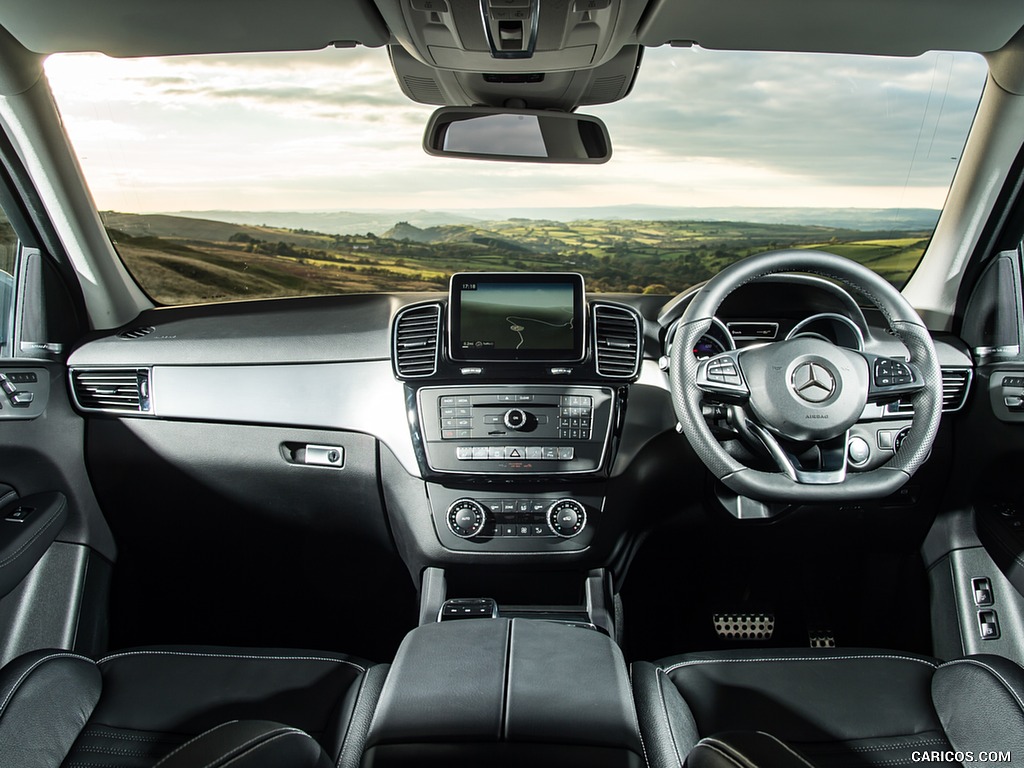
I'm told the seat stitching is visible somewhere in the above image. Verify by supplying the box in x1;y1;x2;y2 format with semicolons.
97;650;366;673
81;728;181;743
655;668;685;768
848;739;949;753
661;654;938;674
152;721;240;766
216;729;306;768
0;652;94;719
765;736;818;768
625;663;652;768
798;738;950;755
937;658;1024;715
692;741;751;768
0;504;62;569
76;745;154;756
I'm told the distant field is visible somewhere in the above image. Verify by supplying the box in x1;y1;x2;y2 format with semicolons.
103;212;929;305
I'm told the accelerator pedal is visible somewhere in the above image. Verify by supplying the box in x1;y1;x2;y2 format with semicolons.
808;627;836;648
713;612;775;641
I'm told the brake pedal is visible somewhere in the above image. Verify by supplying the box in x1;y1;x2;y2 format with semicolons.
713;612;775;641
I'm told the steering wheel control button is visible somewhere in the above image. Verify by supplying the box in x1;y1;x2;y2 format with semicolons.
706;357;742;384
447;499;487;538
547;498;587;538
847;436;870;466
873;358;913;387
893;427;911;453
791;362;836;403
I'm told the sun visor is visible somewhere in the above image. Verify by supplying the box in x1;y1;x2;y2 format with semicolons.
638;0;1024;56
0;0;389;57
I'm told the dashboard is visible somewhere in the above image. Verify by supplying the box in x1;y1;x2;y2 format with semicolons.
64;273;974;573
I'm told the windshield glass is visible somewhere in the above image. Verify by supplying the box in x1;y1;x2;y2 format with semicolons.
44;47;987;304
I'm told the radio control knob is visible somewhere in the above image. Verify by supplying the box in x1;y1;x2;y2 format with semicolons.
447;498;487;539
547;498;587;538
503;408;528;431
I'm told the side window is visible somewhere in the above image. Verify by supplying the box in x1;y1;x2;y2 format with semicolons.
0;207;16;358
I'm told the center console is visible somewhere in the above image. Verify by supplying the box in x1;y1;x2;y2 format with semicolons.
391;272;643;559
361;618;645;768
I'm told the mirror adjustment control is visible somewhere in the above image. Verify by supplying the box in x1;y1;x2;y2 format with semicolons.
447;498;487;538
547;498;587;538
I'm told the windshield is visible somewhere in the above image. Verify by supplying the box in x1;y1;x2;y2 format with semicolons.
44;46;987;304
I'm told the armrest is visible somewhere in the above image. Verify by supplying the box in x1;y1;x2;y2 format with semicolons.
364;619;645;767
0;492;67;599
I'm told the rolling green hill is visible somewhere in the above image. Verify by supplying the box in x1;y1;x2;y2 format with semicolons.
101;211;929;305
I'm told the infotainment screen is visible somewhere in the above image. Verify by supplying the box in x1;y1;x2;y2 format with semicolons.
449;272;586;362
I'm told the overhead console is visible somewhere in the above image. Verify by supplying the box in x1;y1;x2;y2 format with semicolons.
376;0;647;73
391;272;641;555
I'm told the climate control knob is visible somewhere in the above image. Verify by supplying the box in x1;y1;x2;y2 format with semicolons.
547;498;587;538
447;498;487;539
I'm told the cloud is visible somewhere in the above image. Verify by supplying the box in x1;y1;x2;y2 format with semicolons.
42;45;989;213
596;47;986;187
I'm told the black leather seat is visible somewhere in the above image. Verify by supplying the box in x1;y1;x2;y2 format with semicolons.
632;648;1024;768
0;645;386;768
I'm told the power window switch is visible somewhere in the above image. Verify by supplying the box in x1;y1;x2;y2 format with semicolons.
972;577;993;607
978;610;1000;640
4;505;34;523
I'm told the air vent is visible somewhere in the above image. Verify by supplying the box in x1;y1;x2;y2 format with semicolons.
393;304;441;378
117;326;155;340
71;369;152;414
593;304;642;378
888;367;972;414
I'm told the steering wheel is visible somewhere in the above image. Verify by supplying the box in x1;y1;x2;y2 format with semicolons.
669;249;943;503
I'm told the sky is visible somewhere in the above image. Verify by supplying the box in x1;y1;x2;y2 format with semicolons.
42;45;989;214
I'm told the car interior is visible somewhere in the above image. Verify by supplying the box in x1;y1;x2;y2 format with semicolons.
2;0;1024;767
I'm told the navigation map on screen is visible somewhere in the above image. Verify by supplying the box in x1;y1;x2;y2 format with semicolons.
449;273;585;362
460;281;575;352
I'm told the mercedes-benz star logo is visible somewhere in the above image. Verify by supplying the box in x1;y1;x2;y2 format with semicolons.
791;362;836;403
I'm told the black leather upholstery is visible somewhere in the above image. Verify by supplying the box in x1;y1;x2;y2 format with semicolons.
633;648;1024;768
686;732;816;768
0;645;380;768
0;650;100;768
152;721;334;768
932;655;1024;766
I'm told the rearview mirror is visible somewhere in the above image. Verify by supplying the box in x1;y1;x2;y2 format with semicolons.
423;107;611;164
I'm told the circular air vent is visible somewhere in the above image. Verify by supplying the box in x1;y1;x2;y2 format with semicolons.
117;326;155;340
